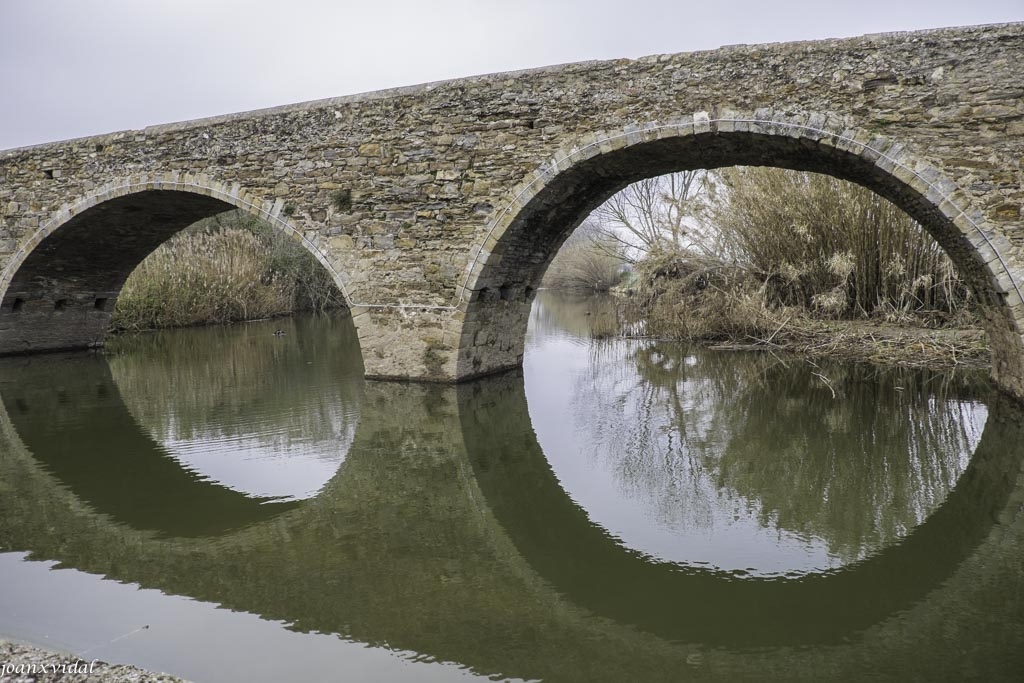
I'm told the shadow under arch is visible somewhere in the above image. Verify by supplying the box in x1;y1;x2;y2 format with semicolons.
0;175;367;359
0;352;301;537
458;370;1024;647
457;115;1024;395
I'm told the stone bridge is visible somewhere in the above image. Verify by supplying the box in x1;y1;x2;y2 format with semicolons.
1;23;1022;393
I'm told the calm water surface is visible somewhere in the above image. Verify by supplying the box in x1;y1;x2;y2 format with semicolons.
0;291;1022;681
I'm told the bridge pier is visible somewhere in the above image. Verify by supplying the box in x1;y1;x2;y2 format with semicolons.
0;291;114;355
353;290;535;384
454;290;533;381
352;306;462;382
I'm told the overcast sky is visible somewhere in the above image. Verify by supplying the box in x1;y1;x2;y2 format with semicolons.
0;0;1020;150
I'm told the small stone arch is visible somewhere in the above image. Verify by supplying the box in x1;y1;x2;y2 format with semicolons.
456;112;1024;397
0;172;371;357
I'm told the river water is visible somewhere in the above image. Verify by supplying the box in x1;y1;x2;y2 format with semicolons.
0;291;1022;681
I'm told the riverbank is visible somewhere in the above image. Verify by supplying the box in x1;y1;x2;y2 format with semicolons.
0;639;187;682
696;319;989;370
612;263;988;371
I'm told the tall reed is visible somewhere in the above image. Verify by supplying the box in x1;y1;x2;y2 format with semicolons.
111;211;344;331
710;167;969;321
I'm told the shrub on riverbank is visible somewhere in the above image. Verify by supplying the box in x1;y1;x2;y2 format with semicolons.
709;167;971;321
615;168;985;366
110;211;344;331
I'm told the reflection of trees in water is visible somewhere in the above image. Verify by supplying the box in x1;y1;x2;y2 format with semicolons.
715;362;986;559
528;290;623;341
106;314;363;453
574;341;989;563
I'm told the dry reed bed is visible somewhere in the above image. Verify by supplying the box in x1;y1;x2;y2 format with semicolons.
707;320;990;370
624;277;989;371
614;168;985;370
111;211;342;331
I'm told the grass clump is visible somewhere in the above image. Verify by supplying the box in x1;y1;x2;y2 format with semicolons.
111;210;344;332
331;188;352;212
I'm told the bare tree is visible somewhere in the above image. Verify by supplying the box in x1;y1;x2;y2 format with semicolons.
542;219;626;291
591;170;714;262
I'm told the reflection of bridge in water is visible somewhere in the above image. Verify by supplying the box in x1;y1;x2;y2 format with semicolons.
1;344;1023;680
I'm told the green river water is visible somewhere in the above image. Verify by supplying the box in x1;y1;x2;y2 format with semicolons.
0;291;1022;681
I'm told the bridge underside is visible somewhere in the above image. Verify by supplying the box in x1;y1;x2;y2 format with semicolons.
0;191;234;355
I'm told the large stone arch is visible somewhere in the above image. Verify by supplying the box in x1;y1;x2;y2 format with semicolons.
0;172;371;357
456;114;1024;397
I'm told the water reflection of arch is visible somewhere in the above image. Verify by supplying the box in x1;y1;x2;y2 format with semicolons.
0;313;365;537
0;365;1023;679
459;370;1024;646
0;353;301;536
0;377;647;682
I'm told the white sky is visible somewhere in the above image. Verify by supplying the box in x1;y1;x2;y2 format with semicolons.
0;0;1020;150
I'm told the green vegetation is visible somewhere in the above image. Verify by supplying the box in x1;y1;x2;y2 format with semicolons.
331;188;353;212
110;210;344;332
